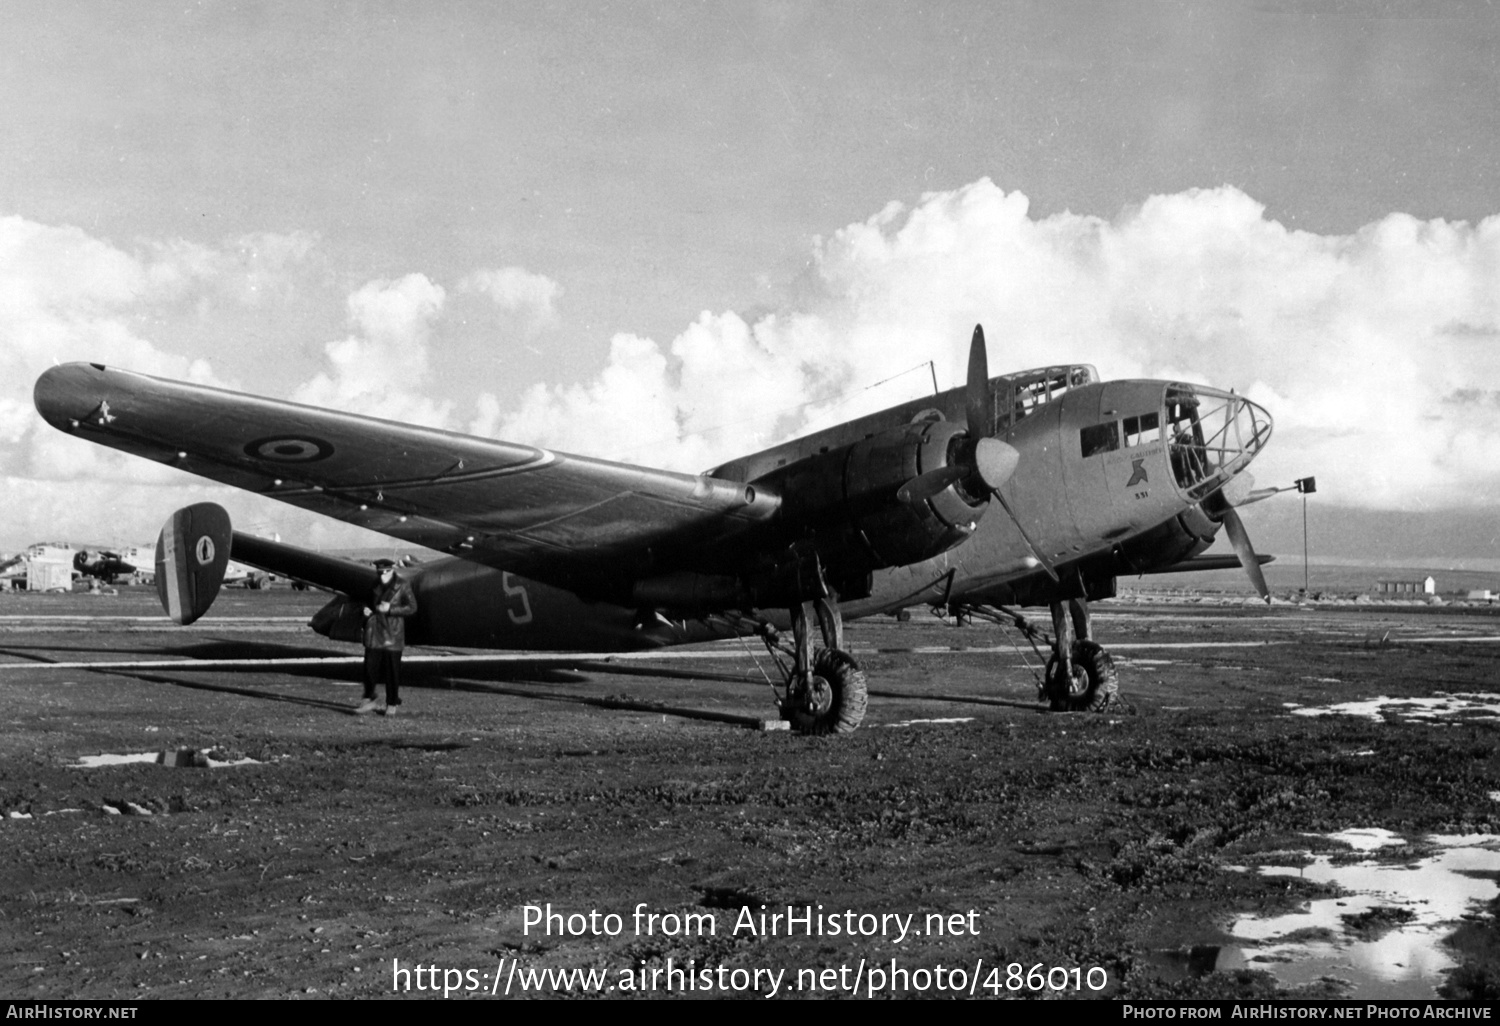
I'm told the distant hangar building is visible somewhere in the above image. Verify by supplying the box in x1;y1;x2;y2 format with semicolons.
1376;576;1436;595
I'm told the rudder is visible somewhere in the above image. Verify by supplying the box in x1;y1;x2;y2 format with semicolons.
156;503;232;625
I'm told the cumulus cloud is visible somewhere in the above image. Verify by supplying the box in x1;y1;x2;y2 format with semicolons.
141;230;320;306
292;273;454;428
7;181;1500;555
495;311;841;470
0;216;226;484
501;180;1500;509
0;217;328;549
462;266;562;333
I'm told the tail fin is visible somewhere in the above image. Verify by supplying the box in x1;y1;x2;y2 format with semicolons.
155;503;232;625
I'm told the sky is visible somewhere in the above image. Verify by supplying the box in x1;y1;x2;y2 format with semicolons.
3;1;1499;562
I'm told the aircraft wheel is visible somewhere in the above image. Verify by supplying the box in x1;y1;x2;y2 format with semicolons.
1045;640;1118;713
787;648;868;736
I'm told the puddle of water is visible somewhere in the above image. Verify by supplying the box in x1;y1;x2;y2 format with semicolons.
1286;693;1500;723
1325;828;1403;851
72;749;261;769
75;753;158;768
1219;833;1500;998
880;717;976;729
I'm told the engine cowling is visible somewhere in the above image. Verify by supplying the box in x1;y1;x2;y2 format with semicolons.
744;418;990;593
1112;503;1220;573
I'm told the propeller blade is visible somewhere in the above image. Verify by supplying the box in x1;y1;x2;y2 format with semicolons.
965;324;993;440
992;488;1059;582
1222;506;1271;604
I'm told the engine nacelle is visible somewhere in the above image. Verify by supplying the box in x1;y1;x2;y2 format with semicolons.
1112;503;1220;574
745;418;989;595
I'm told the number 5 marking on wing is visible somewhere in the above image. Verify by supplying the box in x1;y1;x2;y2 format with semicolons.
501;572;533;625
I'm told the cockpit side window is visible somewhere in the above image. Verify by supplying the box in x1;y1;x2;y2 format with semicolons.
1080;421;1120;458
1123;412;1160;447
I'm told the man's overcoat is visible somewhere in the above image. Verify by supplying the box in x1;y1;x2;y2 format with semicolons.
363;575;418;651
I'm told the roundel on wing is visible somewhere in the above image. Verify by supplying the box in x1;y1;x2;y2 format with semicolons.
244;435;334;463
195;536;215;566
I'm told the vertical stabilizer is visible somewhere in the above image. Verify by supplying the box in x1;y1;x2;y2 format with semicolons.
155;503;232;625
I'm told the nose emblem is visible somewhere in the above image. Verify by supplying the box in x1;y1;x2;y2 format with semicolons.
1126;459;1148;487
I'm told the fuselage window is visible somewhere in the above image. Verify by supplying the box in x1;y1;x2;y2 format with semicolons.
1080;421;1120;458
1123;412;1160;447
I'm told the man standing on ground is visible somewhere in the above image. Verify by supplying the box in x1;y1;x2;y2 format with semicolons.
356;559;418;716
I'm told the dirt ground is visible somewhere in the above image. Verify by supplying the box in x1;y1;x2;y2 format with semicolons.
1;587;1497;1000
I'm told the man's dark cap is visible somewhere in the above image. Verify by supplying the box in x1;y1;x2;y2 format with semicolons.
372;558;397;570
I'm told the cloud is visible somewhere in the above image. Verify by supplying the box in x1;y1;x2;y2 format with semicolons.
462;266;562;333
0;216;230;484
292;273;454;428
8;181;1500;554
494;311;841;471
502;180;1500;508
141;230;320;307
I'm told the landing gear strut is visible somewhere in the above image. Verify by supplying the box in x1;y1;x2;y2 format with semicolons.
958;598;1119;713
762;594;868;735
1043;597;1118;712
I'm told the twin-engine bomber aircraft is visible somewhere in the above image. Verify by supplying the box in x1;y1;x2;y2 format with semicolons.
33;327;1275;733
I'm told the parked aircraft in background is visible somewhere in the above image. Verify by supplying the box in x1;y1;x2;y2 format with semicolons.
221;560;273;589
0;541;151;586
0;540;275;590
33;326;1276;732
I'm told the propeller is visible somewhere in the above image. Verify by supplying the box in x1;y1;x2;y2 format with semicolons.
1221;506;1270;604
1206;473;1271;604
897;325;1059;582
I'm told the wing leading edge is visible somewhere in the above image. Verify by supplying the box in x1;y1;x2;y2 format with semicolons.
33;363;780;595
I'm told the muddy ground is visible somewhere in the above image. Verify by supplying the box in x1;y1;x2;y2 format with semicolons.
1;587;1497;1000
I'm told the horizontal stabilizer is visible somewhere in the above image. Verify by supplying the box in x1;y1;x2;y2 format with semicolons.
156;503;232;625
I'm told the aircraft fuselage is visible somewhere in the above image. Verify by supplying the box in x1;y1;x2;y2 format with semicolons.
343;369;1270;652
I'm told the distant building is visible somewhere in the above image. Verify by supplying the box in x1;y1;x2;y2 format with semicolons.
1466;589;1496;602
26;559;72;593
1376;576;1436;595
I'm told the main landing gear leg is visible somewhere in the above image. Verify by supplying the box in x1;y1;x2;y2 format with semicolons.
814;593;845;653
1044;596;1118;713
779;595;868;736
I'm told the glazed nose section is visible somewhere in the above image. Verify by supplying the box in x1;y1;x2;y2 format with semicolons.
1165;385;1274;501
